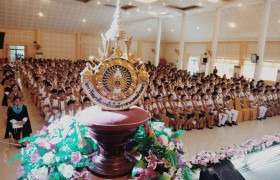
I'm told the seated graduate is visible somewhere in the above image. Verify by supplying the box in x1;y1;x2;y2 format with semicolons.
152;95;169;127
63;100;79;117
80;97;92;110
191;94;206;130
165;94;182;130
140;97;154;117
249;89;267;120
8;84;24;106
4;97;32;147
178;94;195;131
201;93;214;129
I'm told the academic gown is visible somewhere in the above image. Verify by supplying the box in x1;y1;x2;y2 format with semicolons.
4;105;32;139
1;87;11;106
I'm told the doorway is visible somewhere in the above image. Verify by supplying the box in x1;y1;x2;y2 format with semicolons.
10;45;25;62
187;56;199;75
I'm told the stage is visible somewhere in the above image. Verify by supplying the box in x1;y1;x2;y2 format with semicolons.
234;145;280;180
192;145;280;180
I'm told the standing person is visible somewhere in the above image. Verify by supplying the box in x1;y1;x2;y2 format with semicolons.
4;97;32;147
2;78;12;106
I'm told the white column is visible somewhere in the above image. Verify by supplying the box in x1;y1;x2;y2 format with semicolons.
155;18;162;66
177;13;187;70
207;8;221;75
253;0;272;81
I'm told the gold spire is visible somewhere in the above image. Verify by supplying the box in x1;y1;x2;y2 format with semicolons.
105;0;127;41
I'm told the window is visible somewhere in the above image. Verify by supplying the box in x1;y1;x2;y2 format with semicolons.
214;58;239;78
260;61;280;81
10;45;25;62
187;57;199;75
242;60;255;79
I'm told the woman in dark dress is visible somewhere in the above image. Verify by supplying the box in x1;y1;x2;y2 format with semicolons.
4;97;32;146
1;78;12;106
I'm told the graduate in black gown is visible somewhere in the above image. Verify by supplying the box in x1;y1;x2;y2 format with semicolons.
4;97;32;145
1;78;12;106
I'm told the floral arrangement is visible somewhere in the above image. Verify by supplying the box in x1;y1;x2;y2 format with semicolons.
190;134;280;169
131;122;192;180
11;118;192;180
10;116;98;180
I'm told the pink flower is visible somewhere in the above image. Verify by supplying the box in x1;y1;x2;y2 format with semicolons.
36;138;51;150
145;151;161;169
136;167;156;180
16;166;25;179
31;152;41;163
71;171;90;180
37;126;48;135
71;152;82;164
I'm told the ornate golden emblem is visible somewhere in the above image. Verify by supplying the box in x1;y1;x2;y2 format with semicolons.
81;0;148;110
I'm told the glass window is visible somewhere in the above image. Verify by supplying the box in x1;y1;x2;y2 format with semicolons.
10;45;25;62
187;57;199;75
242;60;255;79
214;58;239;78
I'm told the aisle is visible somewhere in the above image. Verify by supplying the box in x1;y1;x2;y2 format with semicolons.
0;75;45;180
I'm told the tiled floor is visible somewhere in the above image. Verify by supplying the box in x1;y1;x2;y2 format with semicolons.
0;79;280;179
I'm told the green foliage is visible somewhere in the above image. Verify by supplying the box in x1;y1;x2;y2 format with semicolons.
164;150;178;168
181;168;192;180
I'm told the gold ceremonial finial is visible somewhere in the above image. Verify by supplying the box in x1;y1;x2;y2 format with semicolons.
81;0;149;111
105;0;127;41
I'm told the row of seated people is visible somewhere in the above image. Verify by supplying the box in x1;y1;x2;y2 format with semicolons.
16;58;280;129
1;64;24;107
138;64;280;130
19;58;96;122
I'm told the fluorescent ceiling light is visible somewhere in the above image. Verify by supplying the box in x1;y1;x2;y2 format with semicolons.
38;12;44;17
207;0;220;3
228;22;236;28
135;0;158;3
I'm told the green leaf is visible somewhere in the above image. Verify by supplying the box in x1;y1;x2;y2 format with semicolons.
135;159;148;168
181;168;192;180
164;150;178;168
131;166;138;177
156;173;170;180
172;130;184;139
8;154;22;165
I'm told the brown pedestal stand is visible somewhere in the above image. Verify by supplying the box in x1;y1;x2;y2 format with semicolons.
77;106;149;178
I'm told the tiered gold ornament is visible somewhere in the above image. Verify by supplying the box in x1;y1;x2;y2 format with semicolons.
81;0;148;111
79;1;150;178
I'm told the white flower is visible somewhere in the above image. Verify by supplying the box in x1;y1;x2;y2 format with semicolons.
180;155;187;163
27;166;49;180
58;163;74;179
37;166;49;179
164;128;173;136
50;137;62;144
159;135;169;146
48;124;56;134
43;152;55;165
168;142;175;151
152;122;165;131
60;116;74;129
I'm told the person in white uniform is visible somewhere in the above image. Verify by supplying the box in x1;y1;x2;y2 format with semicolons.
212;92;228;127
224;96;238;125
249;89;267;120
